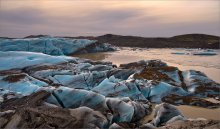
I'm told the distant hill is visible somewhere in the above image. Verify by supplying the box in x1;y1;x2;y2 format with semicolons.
24;35;50;38
7;33;219;49
95;34;220;49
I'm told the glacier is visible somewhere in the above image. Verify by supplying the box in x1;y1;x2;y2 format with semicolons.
0;37;115;55
0;50;219;128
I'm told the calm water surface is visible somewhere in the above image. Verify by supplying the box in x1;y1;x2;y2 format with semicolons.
141;105;220;123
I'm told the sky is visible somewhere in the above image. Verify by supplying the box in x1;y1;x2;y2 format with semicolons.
0;0;219;38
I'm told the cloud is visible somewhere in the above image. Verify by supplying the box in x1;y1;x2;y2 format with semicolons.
0;0;219;38
0;7;47;26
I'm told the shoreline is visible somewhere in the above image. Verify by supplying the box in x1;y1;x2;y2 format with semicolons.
73;47;220;83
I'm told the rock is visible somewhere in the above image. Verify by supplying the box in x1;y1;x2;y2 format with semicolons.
162;94;220;108
120;60;167;69
109;123;124;129
107;69;136;80
133;66;181;86
130;100;152;122
139;123;156;129
0;90;109;129
0;90;50;111
69;106;109;128
151;103;185;127
109;122;137;129
165;115;186;124
0;117;9;128
2;106;109;129
0;110;15;128
4;113;21;129
183;70;220;98
0;89;23;103
0;110;15;117
158;119;220;129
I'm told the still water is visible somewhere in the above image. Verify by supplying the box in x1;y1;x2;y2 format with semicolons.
141;105;220;123
74;47;220;83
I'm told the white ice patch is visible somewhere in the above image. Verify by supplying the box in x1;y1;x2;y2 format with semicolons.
0;51;76;70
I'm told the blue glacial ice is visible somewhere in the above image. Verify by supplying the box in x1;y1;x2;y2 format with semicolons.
0;37;115;55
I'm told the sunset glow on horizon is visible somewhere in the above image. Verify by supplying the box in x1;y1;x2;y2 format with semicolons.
0;0;219;38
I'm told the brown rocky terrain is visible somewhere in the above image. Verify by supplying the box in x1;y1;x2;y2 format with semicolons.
96;34;220;49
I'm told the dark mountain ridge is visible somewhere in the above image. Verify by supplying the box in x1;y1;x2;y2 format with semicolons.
95;34;220;49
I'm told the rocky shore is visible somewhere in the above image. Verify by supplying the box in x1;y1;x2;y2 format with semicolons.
0;49;219;128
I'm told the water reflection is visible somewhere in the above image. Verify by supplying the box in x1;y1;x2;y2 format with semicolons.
141;105;220;123
72;52;111;61
178;105;220;120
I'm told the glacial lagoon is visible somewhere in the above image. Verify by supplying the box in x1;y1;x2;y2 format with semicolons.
73;47;220;120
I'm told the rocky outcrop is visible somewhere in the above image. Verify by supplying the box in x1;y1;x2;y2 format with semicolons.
162;94;220;108
119;60;167;69
130;60;220;102
0;91;109;129
0;90;50;111
150;103;185;127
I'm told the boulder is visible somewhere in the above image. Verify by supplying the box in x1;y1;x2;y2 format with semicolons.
151;103;185;127
158;119;220;129
162;94;220;108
